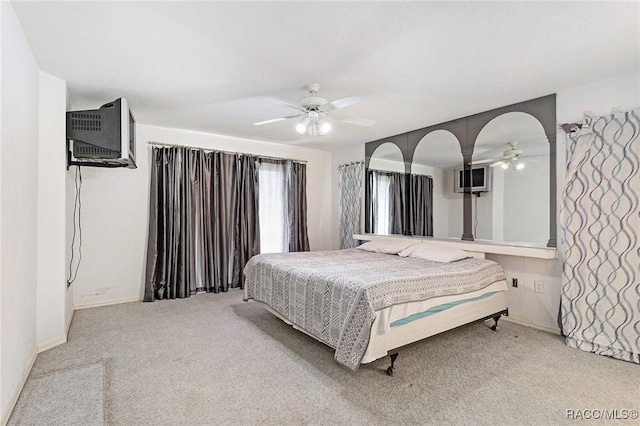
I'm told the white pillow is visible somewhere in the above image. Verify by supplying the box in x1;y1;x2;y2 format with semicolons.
357;239;419;255
398;243;471;262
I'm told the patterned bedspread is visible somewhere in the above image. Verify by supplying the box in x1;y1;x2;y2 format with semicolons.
243;249;505;370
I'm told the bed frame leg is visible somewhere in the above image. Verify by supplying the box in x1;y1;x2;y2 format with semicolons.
386;353;399;376
490;314;502;331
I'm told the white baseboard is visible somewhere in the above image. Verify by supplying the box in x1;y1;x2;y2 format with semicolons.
1;347;38;426
74;295;140;310
66;307;75;335
37;308;75;354
37;335;67;353
502;316;562;335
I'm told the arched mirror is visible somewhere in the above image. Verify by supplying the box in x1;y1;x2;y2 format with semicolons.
366;142;406;235
369;142;405;172
411;130;463;238
471;112;549;244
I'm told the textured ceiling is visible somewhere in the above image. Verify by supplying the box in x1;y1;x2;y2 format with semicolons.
12;1;640;150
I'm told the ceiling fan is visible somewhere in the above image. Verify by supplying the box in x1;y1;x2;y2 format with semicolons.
471;142;531;170
253;83;375;136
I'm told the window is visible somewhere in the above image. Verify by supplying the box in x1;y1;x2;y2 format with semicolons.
258;161;287;253
373;173;391;234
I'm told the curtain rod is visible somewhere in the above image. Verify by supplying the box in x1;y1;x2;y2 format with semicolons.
560;122;583;133
370;169;432;178
147;141;307;164
338;160;364;167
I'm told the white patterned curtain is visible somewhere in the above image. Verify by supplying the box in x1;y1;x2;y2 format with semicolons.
339;161;364;249
560;108;640;363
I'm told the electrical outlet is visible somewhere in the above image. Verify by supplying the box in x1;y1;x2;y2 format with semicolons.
534;281;544;293
512;278;518;288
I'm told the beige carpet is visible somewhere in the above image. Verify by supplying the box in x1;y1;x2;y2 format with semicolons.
9;362;104;426
9;290;640;425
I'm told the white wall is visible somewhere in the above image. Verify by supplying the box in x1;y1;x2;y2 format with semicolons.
71;123;333;309
502;158;549;244
1;2;40;421
36;72;68;351
64;89;74;336
443;168;464;238
473;191;493;240
368;157;405;173
474;160;549;244
491;168;505;241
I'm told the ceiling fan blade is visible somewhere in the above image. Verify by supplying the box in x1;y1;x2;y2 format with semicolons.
470;158;499;165
330;113;375;127
253;114;302;126
521;156;543;163
265;97;306;112
320;96;360;112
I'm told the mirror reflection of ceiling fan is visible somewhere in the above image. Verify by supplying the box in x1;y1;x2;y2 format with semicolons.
253;83;375;136
471;142;540;170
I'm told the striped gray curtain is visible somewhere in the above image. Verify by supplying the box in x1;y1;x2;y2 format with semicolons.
560;109;640;363
388;171;406;234
338;161;364;249
409;174;433;236
235;155;261;286
286;160;310;252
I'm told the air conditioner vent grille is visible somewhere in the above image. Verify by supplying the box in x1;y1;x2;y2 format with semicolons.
70;113;101;132
74;144;113;158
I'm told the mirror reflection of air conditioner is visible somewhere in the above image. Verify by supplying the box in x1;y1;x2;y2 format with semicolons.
454;165;491;193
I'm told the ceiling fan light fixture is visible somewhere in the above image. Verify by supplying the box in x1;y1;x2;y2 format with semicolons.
500;161;509;170
258;83;371;137
515;160;525;170
318;120;331;135
295;117;310;135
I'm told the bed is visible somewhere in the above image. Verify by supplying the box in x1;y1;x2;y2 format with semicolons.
243;246;508;373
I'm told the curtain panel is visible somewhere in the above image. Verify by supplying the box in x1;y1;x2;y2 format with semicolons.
560;109;640;363
409;174;434;237
286;160;310;252
338;161;364;249
144;146;260;301
387;171;406;234
235;155;261;286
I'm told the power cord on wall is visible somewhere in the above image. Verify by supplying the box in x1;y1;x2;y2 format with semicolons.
67;166;83;287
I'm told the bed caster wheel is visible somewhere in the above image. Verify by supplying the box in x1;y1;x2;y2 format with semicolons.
386;353;398;376
490;314;501;331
